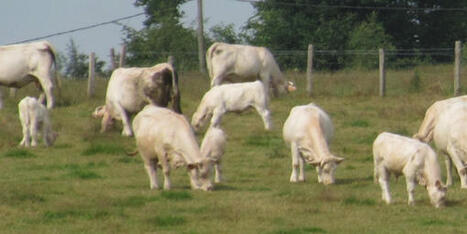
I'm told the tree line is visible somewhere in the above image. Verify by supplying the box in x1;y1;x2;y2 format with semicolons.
61;0;467;76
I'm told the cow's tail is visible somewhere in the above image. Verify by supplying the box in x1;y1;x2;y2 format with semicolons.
206;43;219;80
42;41;62;101
167;63;182;114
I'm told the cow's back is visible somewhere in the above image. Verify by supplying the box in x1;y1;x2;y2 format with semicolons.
283;103;333;144
434;102;467;151
106;67;147;115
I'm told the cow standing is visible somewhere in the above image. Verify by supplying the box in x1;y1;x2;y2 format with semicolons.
132;105;213;191
18;96;58;147
206;42;295;97
373;132;447;207
0;41;57;109
283;103;344;185
93;63;181;136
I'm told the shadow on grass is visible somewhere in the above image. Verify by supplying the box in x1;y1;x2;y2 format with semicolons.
336;176;373;185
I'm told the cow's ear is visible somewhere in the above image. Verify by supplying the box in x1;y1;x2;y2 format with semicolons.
435;180;447;191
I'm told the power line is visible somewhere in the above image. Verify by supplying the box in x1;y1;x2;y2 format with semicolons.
8;12;146;45
231;0;467;12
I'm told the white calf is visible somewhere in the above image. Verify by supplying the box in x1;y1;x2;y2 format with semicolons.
200;126;227;183
18;96;58;147
132;105;213;191
283;103;344;185
191;80;271;131
373;132;447;208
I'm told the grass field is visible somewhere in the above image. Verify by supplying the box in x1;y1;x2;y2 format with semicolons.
0;64;466;233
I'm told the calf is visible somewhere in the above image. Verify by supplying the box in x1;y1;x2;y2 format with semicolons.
191;80;271;131
132;105;213;191
18;96;58;147
282;103;344;185
373;132;447;208
200;126;227;183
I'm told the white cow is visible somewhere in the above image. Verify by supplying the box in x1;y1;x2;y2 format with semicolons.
373;132;447;208
0;41;57;109
413;95;467;187
413;95;467;142
191;80;272;131
94;63;181;136
283;103;344;185
432;102;467;188
200;126;227;183
206;42;296;97
18;96;58;147
132;105;213;191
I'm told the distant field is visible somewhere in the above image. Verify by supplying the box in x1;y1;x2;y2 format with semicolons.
0;64;466;233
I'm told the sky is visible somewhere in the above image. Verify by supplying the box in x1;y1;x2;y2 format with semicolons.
0;0;255;68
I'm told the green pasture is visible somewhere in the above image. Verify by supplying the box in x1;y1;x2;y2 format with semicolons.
0;64;466;233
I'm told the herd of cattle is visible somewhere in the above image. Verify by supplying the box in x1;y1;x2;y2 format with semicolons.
1;41;467;208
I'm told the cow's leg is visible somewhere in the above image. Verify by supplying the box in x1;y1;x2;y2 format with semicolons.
290;142;303;182
160;153;171;190
214;161;222;183
19;124;30;147
446;143;467;188
30;121;39;147
444;153;453;187
34;75;54;109
0;89;3;109
253;103;272;130
259;72;273;97
405;175;416;206
377;167;391;204
210;108;225;128
142;157;159;190
113;104;133;136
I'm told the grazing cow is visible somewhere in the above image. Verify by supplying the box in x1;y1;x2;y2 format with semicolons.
191;80;272;131
432;102;467;188
200;126;227;183
132;105;213;191
94;63;181;136
283;103;344;185
0;41;57;109
206;42;296;97
373;132;447;207
413;95;467;187
18;96;58;147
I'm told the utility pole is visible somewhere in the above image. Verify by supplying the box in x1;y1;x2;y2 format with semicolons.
197;0;207;73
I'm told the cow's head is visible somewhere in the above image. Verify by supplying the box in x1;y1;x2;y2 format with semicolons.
45;131;59;147
92;105;106;118
191;109;210;132
309;155;344;185
427;180;447;208
187;158;214;191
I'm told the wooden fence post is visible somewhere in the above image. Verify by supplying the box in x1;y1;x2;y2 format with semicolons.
87;52;95;97
306;44;314;96
167;55;175;66
454;40;462;96
119;44;126;68
379;48;386;97
110;48;117;71
9;88;17;98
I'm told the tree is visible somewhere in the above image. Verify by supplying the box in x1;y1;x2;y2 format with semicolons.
63;39;106;79
123;0;201;70
244;0;467;70
347;13;395;69
210;23;242;44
